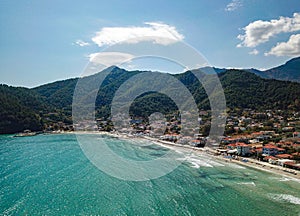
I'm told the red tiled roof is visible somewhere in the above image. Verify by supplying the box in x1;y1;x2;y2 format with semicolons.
191;140;200;143
275;154;293;159
255;148;262;152
283;162;299;167
252;132;263;135
228;143;236;147
236;142;248;147
263;144;279;149
264;156;277;160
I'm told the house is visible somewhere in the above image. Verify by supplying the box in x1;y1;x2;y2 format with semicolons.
222;137;237;145
262;145;278;156
160;133;181;142
277;147;286;154
236;142;251;156
177;136;192;145
256;134;272;141
251;132;263;138
292;152;300;159
190;140;202;147
283;162;300;170
249;143;263;149
263;156;277;164
275;154;293;159
277;159;294;166
227;143;236;150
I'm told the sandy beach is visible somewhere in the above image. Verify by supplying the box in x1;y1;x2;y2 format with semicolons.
118;133;300;181
64;131;300;181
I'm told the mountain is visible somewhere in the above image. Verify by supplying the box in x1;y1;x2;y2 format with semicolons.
200;57;300;83
1;67;300;134
197;66;226;74
263;57;300;82
0;85;46;133
243;68;269;79
33;78;78;110
218;69;300;109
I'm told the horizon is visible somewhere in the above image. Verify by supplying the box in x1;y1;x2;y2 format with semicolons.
1;0;300;87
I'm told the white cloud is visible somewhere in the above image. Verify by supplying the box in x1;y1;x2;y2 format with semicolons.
237;13;300;47
89;52;134;66
74;40;90;47
249;49;259;55
225;0;242;12
265;34;300;57
122;63;137;70
91;22;184;47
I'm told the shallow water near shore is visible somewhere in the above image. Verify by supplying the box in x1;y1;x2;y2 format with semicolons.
1;134;300;215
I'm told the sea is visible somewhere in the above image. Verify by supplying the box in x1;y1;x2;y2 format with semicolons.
0;134;299;215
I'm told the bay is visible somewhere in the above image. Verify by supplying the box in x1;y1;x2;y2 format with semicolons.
0;134;299;215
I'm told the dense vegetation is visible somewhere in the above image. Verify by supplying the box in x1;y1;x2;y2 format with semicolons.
0;85;45;133
220;70;300;110
34;78;78;110
1;61;300;134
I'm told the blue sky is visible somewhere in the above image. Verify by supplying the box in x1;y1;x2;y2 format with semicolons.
0;0;300;87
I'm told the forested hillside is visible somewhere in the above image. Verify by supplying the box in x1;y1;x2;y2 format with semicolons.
1;67;300;134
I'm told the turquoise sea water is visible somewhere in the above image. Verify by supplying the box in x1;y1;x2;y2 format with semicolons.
0;134;299;215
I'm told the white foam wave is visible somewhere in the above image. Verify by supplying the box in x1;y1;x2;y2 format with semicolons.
268;176;300;183
178;155;214;168
268;193;300;205
226;163;246;169
268;177;292;182
208;160;225;167
237;182;256;186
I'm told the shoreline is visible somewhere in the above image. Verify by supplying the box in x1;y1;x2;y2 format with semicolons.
112;133;300;181
145;136;300;180
33;131;300;181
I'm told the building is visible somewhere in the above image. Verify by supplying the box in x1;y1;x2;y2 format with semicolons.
160;134;181;142
277;148;286;154
227;143;236;150
263;156;277;164
283;162;300;170
277;159;295;166
236;142;251;156
262;144;279;156
275;154;293;159
189;139;206;147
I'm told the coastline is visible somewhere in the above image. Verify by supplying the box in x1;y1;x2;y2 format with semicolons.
44;131;300;181
114;133;300;181
3;131;300;215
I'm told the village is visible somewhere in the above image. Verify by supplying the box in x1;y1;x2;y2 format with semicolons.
109;108;300;172
43;108;300;172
